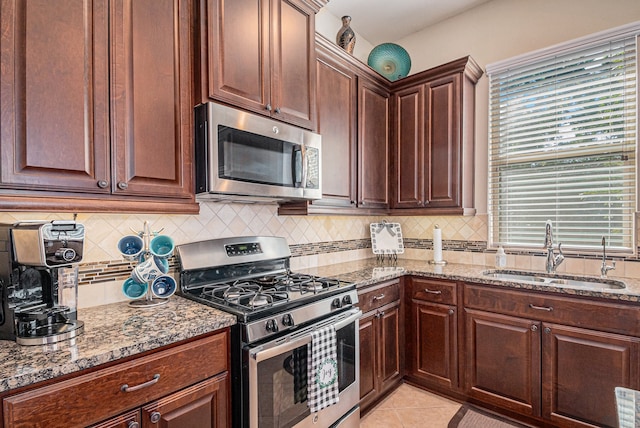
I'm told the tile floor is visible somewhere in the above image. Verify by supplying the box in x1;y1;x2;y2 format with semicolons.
360;383;462;427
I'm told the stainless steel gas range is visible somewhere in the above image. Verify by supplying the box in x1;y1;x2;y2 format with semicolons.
176;236;361;428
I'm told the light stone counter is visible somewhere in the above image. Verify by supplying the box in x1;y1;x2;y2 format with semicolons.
0;296;236;393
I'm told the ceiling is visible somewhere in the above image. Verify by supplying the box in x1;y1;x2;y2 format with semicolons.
323;0;492;46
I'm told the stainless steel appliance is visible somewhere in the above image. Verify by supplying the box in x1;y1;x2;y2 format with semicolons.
0;221;85;345
194;102;322;202
177;236;360;428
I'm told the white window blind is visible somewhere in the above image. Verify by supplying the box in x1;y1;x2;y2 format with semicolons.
488;28;638;252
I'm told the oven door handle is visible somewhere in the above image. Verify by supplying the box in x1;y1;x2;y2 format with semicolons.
249;308;361;363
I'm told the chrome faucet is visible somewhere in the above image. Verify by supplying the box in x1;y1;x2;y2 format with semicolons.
544;220;564;273
600;236;616;278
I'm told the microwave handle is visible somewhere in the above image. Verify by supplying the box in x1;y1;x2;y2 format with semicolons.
292;145;307;188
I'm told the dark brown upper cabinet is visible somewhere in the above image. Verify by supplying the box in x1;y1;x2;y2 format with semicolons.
197;0;325;130
0;0;197;213
391;56;482;215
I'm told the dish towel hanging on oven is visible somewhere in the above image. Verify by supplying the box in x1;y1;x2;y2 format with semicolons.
307;324;340;413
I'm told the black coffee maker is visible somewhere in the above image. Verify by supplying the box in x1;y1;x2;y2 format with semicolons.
0;221;85;345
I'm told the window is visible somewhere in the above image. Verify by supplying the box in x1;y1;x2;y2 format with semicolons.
488;24;639;253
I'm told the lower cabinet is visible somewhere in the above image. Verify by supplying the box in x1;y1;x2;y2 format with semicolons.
91;373;228;428
464;283;640;428
3;331;230;428
358;279;402;412
404;277;459;391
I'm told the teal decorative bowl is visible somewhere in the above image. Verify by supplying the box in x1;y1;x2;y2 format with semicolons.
367;43;411;81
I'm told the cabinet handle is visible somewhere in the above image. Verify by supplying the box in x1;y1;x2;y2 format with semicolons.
127;422;140;428
266;104;272;111
528;303;553;312
423;289;442;295
97;180;109;188
531;325;538;332
372;293;385;301
121;373;160;393
150;411;162;423
117;181;128;190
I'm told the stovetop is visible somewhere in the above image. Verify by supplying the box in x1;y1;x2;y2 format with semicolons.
179;271;354;322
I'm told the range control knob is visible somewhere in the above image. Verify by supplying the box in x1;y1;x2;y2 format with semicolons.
342;295;352;305
265;319;279;333
282;313;294;327
331;298;342;309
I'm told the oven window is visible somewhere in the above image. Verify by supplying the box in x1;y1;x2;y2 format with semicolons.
256;322;357;428
218;125;296;187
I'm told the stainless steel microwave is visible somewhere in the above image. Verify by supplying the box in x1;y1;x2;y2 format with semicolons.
194;102;322;202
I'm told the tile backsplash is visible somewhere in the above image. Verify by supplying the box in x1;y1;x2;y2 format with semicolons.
1;203;637;308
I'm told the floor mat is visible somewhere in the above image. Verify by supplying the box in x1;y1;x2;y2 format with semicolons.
448;405;528;428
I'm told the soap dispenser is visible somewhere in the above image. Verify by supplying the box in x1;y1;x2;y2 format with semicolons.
495;246;506;268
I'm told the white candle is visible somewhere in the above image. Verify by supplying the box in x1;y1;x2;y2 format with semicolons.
433;227;443;262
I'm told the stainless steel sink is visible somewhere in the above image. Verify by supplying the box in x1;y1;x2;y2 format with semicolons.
482;270;626;289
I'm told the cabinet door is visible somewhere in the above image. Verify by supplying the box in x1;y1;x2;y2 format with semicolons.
314;51;357;207
358;78;389;208
542;323;640;428
406;300;458;390
424;74;460;208
378;302;402;392
0;0;111;192
207;0;270;114
110;0;193;199
393;86;424;208
465;309;541;417
270;0;316;129
141;372;229;428
358;310;378;407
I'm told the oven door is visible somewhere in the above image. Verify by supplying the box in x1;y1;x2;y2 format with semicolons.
247;308;361;428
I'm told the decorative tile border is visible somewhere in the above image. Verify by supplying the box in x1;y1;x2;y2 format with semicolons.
76;238;640;287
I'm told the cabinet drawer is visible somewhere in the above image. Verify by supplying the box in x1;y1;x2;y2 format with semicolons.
409;277;457;305
358;280;400;313
3;331;228;428
464;283;640;336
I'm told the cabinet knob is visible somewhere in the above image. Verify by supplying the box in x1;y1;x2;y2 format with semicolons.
448;309;454;315
266;104;272;111
97;180;109;188
127;422;139;428
117;181;128;190
150;411;162;423
544;327;551;334
274;107;281;114
531;325;538;332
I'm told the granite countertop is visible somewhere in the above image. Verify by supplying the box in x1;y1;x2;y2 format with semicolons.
3;258;640;396
0;296;236;394
297;258;640;303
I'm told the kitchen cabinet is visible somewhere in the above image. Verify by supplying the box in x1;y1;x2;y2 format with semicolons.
358;76;390;209
0;0;197;213
309;36;358;208
278;35;390;215
404;277;459;392
358;279;403;413
3;331;230;428
198;0;324;130
464;283;640;427
391;57;482;215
